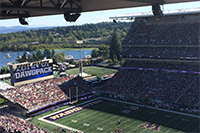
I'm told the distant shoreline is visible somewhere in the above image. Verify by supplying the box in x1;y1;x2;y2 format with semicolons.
0;48;95;52
53;48;95;51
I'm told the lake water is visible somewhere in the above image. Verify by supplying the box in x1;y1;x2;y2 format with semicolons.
0;49;92;70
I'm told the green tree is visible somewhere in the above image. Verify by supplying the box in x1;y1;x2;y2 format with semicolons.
113;54;118;65
44;48;51;59
36;50;44;60
55;52;65;63
21;52;27;62
32;52;38;61
51;49;55;58
107;58;113;64
91;49;100;58
28;54;33;62
109;32;121;61
0;67;10;74
48;31;54;43
99;44;109;59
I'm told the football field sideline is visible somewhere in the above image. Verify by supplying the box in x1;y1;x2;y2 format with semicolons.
38;97;102;132
36;97;198;133
101;97;199;118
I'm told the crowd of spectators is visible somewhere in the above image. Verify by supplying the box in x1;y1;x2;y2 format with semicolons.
0;77;71;111
122;61;200;72
0;75;90;132
61;76;93;98
0;113;49;133
121;20;199;60
122;21;140;46
121;47;199;60
122;21;199;46
54;75;75;85
177;75;199;106
102;65;199;107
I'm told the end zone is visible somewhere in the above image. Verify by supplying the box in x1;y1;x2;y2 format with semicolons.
38;97;105;132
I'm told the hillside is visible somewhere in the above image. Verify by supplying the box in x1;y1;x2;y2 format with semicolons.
0;22;131;51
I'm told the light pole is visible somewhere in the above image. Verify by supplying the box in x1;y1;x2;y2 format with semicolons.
79;44;82;77
100;50;106;78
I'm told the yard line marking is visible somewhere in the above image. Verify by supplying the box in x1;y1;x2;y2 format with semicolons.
38;97;102;132
174;117;199;133
40;97;101;119
59;100;110;128
77;98;153;132
100;97;199;118
38;117;83;133
83;111;119;132
37;97;198;132
192;122;200;133
116;104;154;132
100;97;200;133
165;115;186;133
133;110;166;133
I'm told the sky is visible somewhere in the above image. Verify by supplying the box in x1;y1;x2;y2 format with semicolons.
0;1;199;27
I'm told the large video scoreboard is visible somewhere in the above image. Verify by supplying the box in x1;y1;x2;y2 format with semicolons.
10;59;54;86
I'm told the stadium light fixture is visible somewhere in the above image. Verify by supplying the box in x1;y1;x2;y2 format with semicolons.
19;17;28;25
152;3;163;17
64;12;81;22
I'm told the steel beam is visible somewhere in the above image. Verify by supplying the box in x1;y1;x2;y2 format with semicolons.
121;0;165;4
24;0;32;6
49;0;57;7
1;5;81;12
0;13;27;17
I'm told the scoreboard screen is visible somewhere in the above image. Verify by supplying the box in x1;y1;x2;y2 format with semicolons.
10;59;53;86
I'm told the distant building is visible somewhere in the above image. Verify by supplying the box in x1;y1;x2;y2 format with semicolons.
76;40;83;44
32;42;39;45
54;33;60;36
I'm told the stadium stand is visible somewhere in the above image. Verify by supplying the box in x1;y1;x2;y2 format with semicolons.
0;113;49;133
121;13;200;61
61;76;93;98
121;47;199;60
122;22;199;46
102;62;200;106
0;76;74;112
102;11;200;111
177;75;199;106
0;9;199;133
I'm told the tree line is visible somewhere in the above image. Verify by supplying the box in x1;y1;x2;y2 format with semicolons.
91;32;123;65
16;49;64;64
0;22;131;52
0;48;64;74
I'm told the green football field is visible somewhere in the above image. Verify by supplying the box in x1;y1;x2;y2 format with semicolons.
65;66;118;76
30;97;199;133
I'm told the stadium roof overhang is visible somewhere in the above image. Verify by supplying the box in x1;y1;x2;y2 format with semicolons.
109;7;200;20
0;0;199;20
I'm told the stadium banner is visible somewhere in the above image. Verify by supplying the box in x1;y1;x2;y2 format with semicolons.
10;59;53;86
44;99;106;121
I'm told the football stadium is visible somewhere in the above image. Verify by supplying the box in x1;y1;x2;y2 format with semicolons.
0;2;200;133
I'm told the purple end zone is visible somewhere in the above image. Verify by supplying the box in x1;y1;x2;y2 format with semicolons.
44;99;106;121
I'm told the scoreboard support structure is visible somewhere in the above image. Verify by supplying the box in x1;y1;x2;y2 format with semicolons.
69;87;79;104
